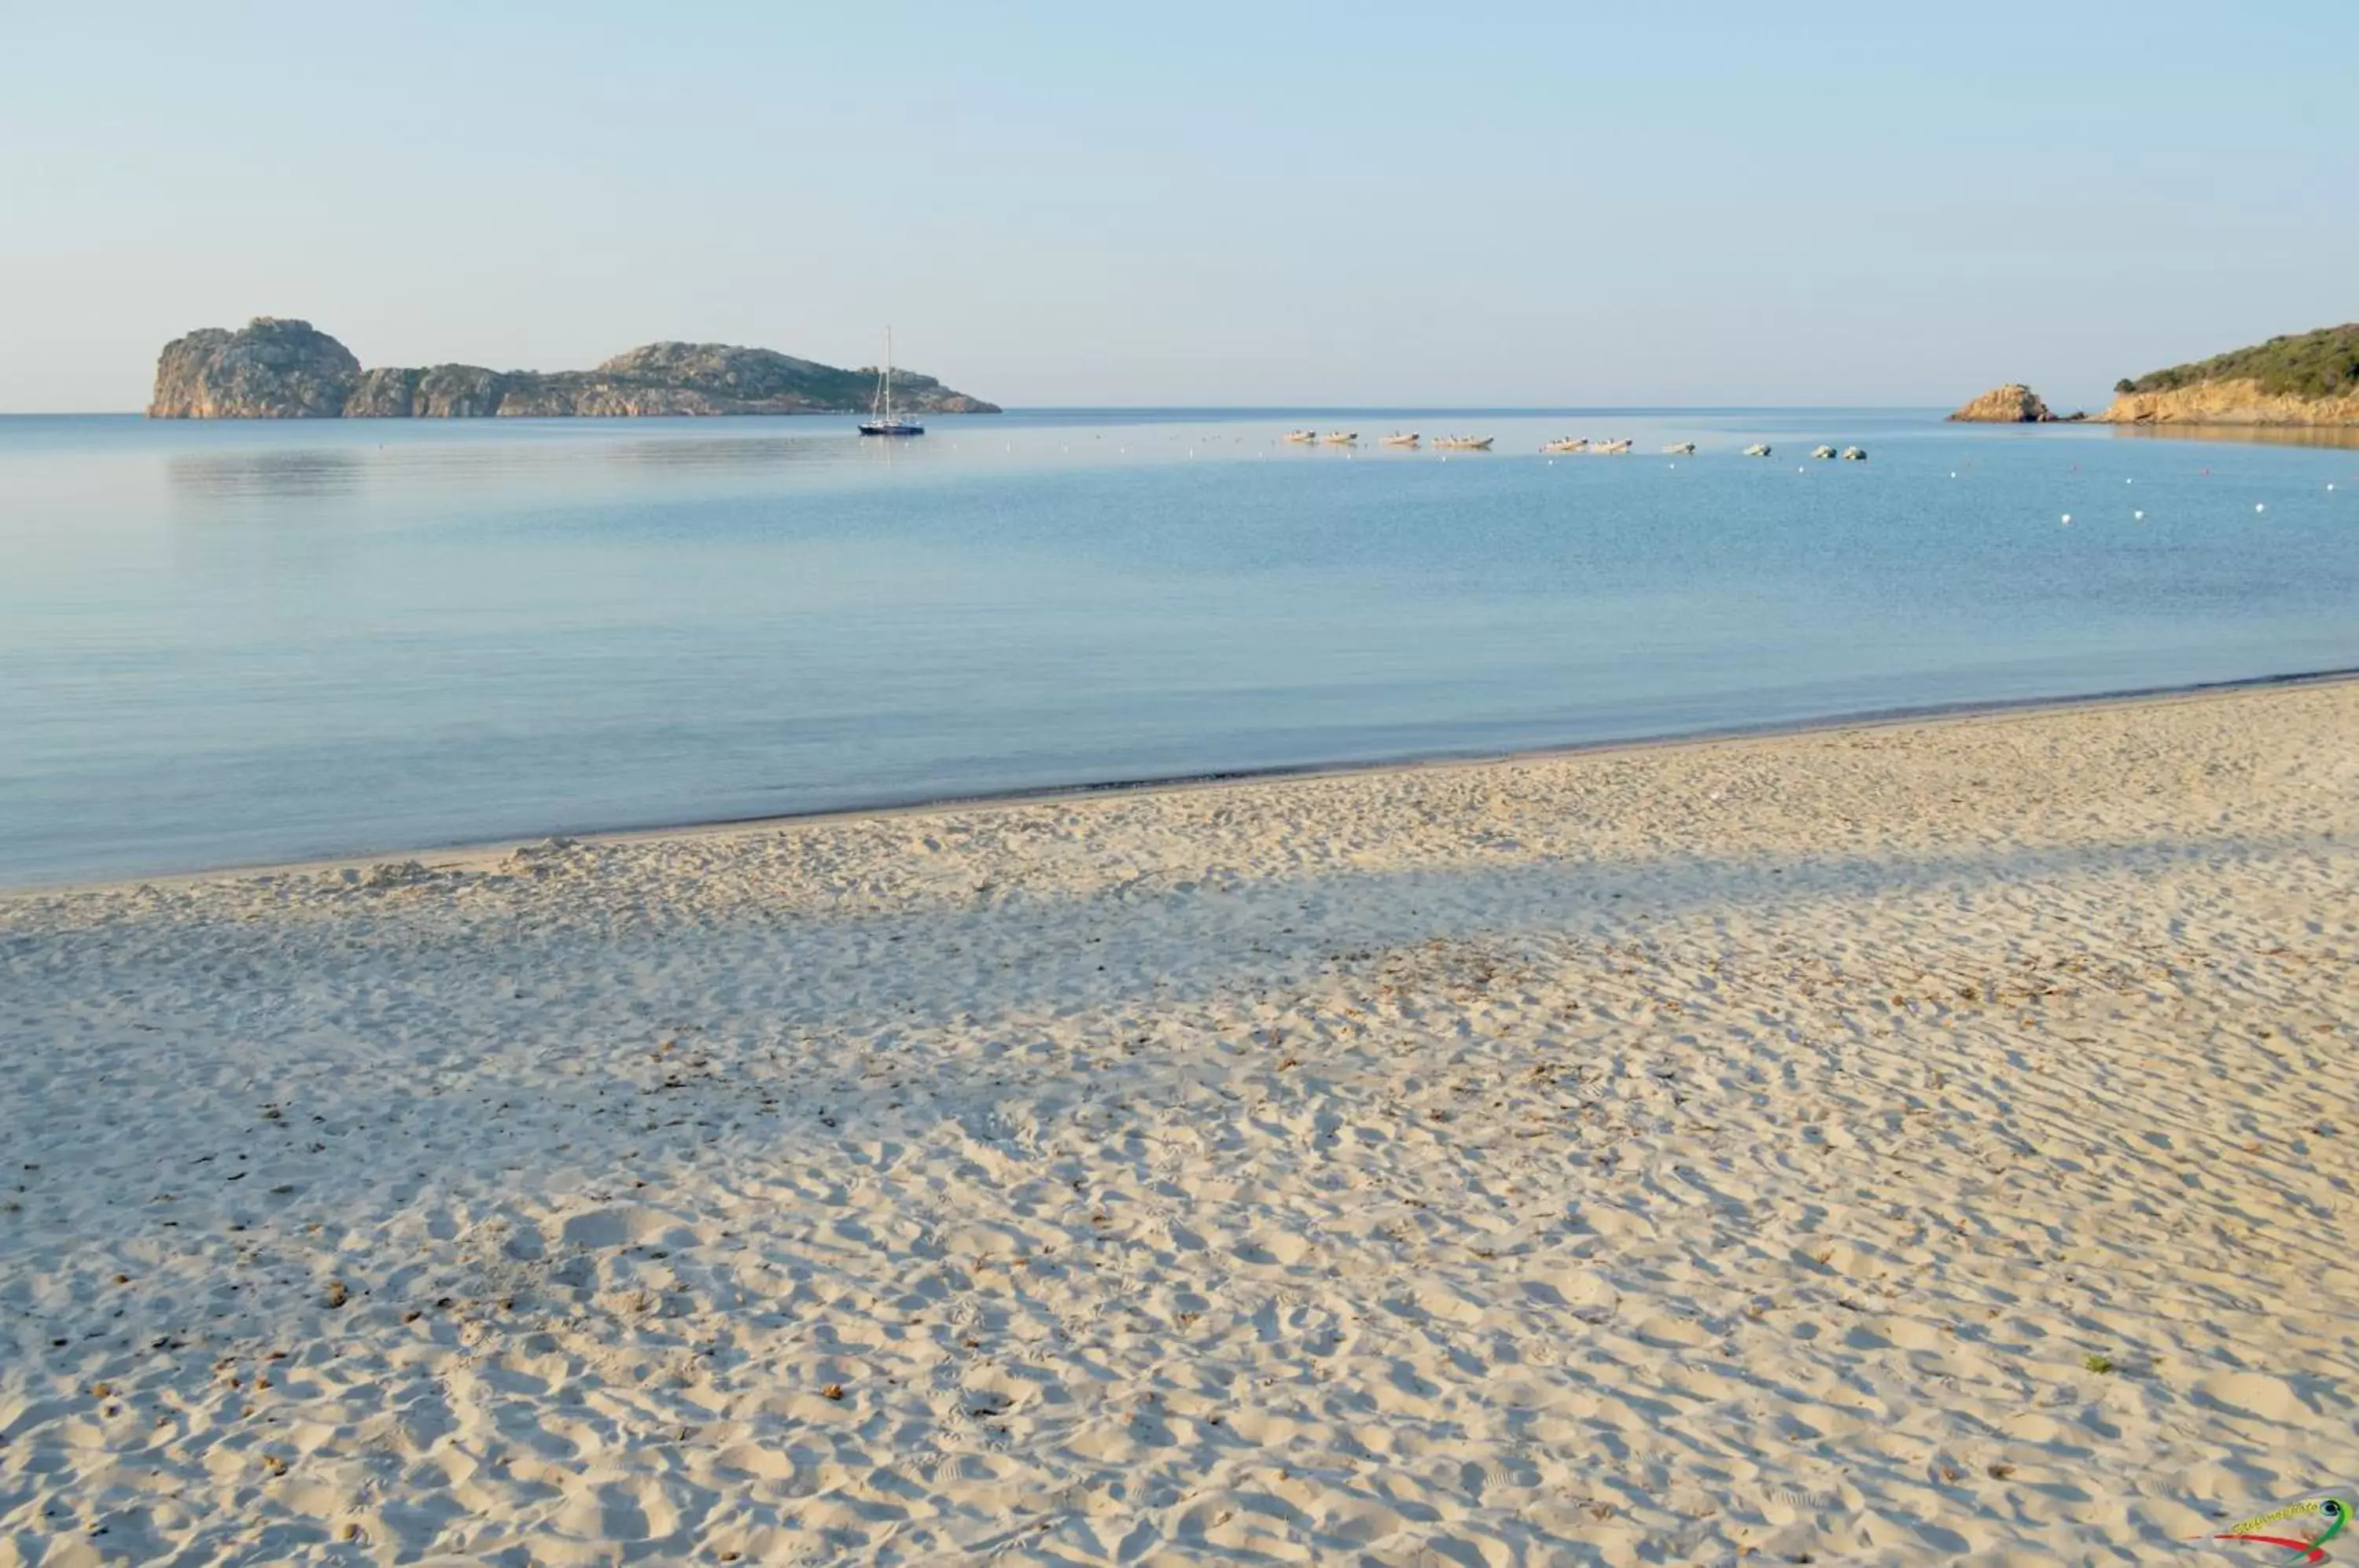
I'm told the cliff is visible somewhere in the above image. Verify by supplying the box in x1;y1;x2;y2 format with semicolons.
1947;384;2055;423
149;320;999;418
2100;381;2359;426
149;318;361;418
2098;324;2359;425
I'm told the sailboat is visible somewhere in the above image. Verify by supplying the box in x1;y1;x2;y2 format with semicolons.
858;327;925;437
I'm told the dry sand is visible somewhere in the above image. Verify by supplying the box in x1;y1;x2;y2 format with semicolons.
4;680;2357;1565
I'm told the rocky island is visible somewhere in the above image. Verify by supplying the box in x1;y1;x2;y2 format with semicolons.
149;318;998;418
1947;383;2061;423
2097;322;2359;425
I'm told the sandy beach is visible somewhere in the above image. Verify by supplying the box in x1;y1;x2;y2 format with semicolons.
5;679;2357;1565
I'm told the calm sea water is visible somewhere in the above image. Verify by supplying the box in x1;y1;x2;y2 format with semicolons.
3;409;2355;887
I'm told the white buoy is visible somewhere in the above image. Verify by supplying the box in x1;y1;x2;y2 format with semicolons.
2256;503;2267;513
2133;510;2144;521
1949;472;1958;479
2125;477;2133;484
2062;513;2072;525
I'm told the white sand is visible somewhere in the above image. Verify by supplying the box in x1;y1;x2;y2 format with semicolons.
5;681;2358;1565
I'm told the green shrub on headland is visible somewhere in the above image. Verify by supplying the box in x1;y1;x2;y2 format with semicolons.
2118;323;2359;400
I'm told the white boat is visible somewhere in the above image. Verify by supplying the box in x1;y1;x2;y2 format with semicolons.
1842;446;1868;461
1283;429;1318;444
1434;435;1495;451
1320;431;1359;445
1743;443;1773;457
857;327;925;437
1380;432;1420;447
1811;444;1838;460
1540;436;1588;454
1662;441;1695;455
1593;438;1633;455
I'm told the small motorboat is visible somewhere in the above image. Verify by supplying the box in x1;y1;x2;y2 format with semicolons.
1661;441;1695;455
1743;443;1772;457
1811;444;1838;459
1283;429;1319;444
1380;432;1420;447
1540;436;1588;454
1434;435;1495;451
1320;431;1359;445
1842;446;1868;461
1592;438;1633;455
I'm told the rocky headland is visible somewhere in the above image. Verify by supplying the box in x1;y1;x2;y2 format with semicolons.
2100;382;2359;426
2095;322;2359;426
149;318;999;418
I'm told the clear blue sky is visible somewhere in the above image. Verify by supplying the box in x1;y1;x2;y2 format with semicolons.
2;2;2350;411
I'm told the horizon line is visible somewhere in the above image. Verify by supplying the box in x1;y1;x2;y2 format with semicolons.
2;402;1974;420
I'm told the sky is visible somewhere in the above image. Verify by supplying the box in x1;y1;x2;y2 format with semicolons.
1;2;2352;412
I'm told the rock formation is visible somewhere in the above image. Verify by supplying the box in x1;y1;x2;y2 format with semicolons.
1947;384;2055;423
2098;382;2359;425
340;367;420;418
2098;323;2359;425
149;318;361;418
149;319;999;418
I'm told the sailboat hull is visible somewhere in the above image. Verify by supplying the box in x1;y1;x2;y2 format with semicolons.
858;422;925;437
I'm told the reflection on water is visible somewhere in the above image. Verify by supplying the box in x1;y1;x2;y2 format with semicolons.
2111;422;2359;451
164;424;872;514
167;447;373;500
589;432;848;471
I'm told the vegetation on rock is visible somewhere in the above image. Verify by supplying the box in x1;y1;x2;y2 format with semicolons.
2115;323;2359;401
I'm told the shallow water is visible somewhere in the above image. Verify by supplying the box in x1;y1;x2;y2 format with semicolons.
2;408;2354;885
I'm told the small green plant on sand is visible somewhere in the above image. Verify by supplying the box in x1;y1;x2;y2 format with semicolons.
2084;1353;2115;1375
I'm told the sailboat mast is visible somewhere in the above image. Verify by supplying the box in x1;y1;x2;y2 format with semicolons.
857;325;922;436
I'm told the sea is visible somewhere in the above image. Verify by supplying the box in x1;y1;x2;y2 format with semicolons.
3;408;2355;888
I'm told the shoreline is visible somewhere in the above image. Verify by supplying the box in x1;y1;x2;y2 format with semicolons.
5;671;2356;1559
16;661;2358;900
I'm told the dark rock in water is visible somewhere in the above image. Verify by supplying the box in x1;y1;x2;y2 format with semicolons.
149;318;999;419
149;318;360;418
